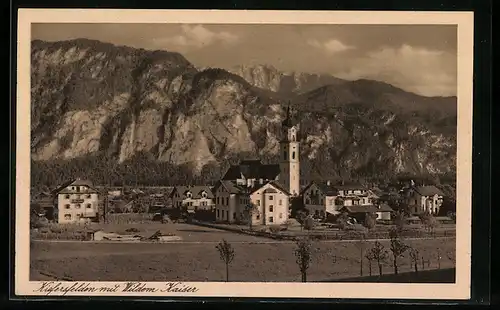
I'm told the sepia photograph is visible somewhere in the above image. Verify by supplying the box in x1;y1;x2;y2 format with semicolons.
16;9;474;300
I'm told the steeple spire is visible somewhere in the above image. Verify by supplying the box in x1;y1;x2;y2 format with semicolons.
282;100;295;128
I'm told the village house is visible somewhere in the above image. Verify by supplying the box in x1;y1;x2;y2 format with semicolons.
339;204;394;222
52;179;100;224
213;180;248;223
214;180;291;225
301;181;383;219
170;185;215;212
31;189;56;220
404;185;445;215
302;181;340;218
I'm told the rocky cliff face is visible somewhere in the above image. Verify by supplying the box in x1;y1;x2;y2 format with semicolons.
30;39;457;185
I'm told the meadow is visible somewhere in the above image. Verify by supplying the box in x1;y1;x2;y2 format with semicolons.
30;223;456;282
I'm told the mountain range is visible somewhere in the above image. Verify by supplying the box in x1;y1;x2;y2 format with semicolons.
30;38;457;187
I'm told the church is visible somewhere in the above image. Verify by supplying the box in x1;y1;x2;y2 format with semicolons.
214;105;301;225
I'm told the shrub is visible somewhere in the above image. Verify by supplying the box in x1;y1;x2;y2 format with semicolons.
304;217;315;230
269;225;281;233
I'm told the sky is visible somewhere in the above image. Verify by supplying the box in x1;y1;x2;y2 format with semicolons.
32;23;457;97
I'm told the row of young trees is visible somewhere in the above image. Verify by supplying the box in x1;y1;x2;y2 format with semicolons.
215;224;454;282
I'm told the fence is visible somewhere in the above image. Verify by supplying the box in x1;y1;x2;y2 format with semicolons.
105;213;153;224
192;221;455;241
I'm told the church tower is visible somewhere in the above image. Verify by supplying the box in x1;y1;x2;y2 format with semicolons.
279;103;300;196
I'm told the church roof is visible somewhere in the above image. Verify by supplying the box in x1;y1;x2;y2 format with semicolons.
221;161;281;181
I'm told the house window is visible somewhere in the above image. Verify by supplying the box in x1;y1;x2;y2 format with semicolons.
269;195;274;201
65;194;70;199
353;200;359;205
202;192;207;198
76;213;81;219
217;209;220;218
256;200;260;206
256;214;260;220
269;205;274;212
195;206;198;211
279;199;282;205
86;204;92;209
75;204;81;209
269;216;274;223
226;197;229;205
279;213;283;219
315;210;319;217
217;197;219;204
76;186;80;192
233;212;236;220
284;151;287;160
226;211;229;219
306;198;310;204
320;199;323;204
64;214;71;220
64;204;70;209
86;194;91;198
292;152;296;159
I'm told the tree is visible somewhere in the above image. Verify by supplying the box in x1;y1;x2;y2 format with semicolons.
304;216;315;231
355;233;366;276
446;251;455;266
295;210;308;231
244;202;259;230
419;213;439;237
409;247;420;274
294;237;312;282
392;210;407;234
368;241;388;276
363;212;377;234
389;227;410;275
365;250;375;276
215;239;235;282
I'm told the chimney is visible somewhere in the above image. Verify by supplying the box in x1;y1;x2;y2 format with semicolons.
326;180;331;186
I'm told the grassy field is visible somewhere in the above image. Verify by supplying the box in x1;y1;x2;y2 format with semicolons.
31;223;456;282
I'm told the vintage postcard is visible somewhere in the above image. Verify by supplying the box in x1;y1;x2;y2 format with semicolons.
16;9;473;300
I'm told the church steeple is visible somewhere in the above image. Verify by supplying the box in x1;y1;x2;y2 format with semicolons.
281;101;296;128
279;101;300;196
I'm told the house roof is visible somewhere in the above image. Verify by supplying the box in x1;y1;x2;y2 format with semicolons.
301;181;338;196
221;160;280;181
215;180;247;194
335;182;365;191
317;182;339;196
249;180;291;196
52;179;99;195
413;185;445;196
172;185;215;199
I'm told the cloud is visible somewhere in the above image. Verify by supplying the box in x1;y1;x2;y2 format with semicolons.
307;39;355;53
335;44;456;97
153;25;239;49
